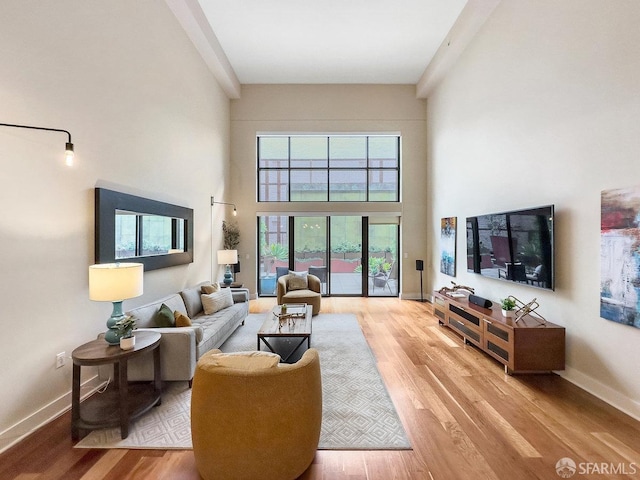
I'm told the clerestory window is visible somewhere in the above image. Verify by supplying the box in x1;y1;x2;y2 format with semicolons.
257;134;400;202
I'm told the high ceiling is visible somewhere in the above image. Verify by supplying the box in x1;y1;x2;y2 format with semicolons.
195;0;467;84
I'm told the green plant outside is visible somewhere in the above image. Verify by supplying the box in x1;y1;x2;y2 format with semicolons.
354;257;392;274
267;242;288;260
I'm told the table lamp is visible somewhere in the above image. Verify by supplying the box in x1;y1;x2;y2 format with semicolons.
89;262;144;345
217;250;238;286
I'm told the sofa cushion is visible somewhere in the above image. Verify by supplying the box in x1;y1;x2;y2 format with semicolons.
174;310;192;327
199;350;280;370
180;282;210;318
156;303;176;328
201;289;234;315
126;294;186;329
201;283;220;294
287;271;308;291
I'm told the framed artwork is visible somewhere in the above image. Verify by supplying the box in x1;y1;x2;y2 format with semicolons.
440;217;457;276
601;186;640;328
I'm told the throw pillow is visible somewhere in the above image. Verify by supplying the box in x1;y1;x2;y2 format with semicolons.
174;310;192;327
155;303;175;328
201;288;234;315
287;270;308;291
201;282;220;294
201;350;281;370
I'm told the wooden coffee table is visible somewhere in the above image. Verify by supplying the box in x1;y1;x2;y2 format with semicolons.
257;304;312;362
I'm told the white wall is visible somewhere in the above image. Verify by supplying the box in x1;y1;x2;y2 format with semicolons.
427;0;640;418
230;84;428;298
0;0;230;451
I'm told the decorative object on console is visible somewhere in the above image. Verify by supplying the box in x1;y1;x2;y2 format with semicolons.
89;262;144;345
500;297;517;318
440;217;457;276
501;294;546;324
0;122;74;166
601;186;640;329
217;250;238;286
438;280;475;296
513;297;546;325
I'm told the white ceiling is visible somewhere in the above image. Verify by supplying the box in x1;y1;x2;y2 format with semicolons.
195;0;468;84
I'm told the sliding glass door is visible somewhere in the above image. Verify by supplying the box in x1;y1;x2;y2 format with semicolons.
367;223;399;296
294;217;328;293
258;215;398;297
329;216;362;295
258;215;289;296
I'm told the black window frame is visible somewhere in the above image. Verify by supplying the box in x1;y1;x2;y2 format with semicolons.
257;134;400;202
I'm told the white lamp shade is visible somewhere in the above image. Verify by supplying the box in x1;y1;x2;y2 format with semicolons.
89;263;144;302
217;249;238;265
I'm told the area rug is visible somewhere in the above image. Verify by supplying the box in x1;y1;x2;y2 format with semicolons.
75;313;411;451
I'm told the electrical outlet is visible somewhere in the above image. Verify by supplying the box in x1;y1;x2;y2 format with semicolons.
56;352;65;369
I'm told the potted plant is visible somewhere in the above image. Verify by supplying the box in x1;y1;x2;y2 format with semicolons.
115;315;137;350
500;297;517;318
223;220;240;250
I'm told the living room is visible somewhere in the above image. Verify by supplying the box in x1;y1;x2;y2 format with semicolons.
2;0;640;478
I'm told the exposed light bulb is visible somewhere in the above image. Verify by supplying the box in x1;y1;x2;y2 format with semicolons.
65;142;74;167
233;207;237;216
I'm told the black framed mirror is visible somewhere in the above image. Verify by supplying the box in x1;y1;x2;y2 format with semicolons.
95;188;194;271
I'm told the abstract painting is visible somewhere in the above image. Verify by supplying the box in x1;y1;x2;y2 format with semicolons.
601;186;640;328
440;217;457;277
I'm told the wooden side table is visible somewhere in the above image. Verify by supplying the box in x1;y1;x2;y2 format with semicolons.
71;330;162;440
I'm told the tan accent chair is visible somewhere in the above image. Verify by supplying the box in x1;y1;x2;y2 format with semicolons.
191;348;323;480
277;273;321;315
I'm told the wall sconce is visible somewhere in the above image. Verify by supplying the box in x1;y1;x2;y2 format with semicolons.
1;122;74;166
211;197;237;216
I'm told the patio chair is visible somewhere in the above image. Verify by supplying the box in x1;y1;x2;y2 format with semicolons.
370;260;396;293
308;265;327;294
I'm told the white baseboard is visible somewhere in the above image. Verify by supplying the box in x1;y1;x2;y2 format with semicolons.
0;375;104;454
560;366;640;421
399;291;431;302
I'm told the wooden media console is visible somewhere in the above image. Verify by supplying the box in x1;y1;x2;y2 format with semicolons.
433;291;565;374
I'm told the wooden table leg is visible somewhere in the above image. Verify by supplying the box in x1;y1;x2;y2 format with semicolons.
153;344;162;406
118;360;129;439
71;363;81;441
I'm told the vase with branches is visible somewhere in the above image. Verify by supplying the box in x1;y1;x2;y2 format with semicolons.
223;220;240;250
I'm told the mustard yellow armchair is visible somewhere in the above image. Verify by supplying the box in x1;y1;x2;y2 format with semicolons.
191;348;322;480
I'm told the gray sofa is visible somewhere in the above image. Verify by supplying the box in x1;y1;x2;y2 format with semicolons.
110;282;249;386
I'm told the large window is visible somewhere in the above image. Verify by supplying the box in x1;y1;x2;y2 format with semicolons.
258;135;400;202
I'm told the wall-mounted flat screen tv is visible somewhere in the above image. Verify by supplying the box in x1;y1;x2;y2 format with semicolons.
466;205;554;290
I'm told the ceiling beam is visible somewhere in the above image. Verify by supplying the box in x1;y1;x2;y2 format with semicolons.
416;0;501;99
165;0;242;99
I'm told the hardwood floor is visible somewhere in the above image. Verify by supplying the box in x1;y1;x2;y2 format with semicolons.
1;297;639;480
